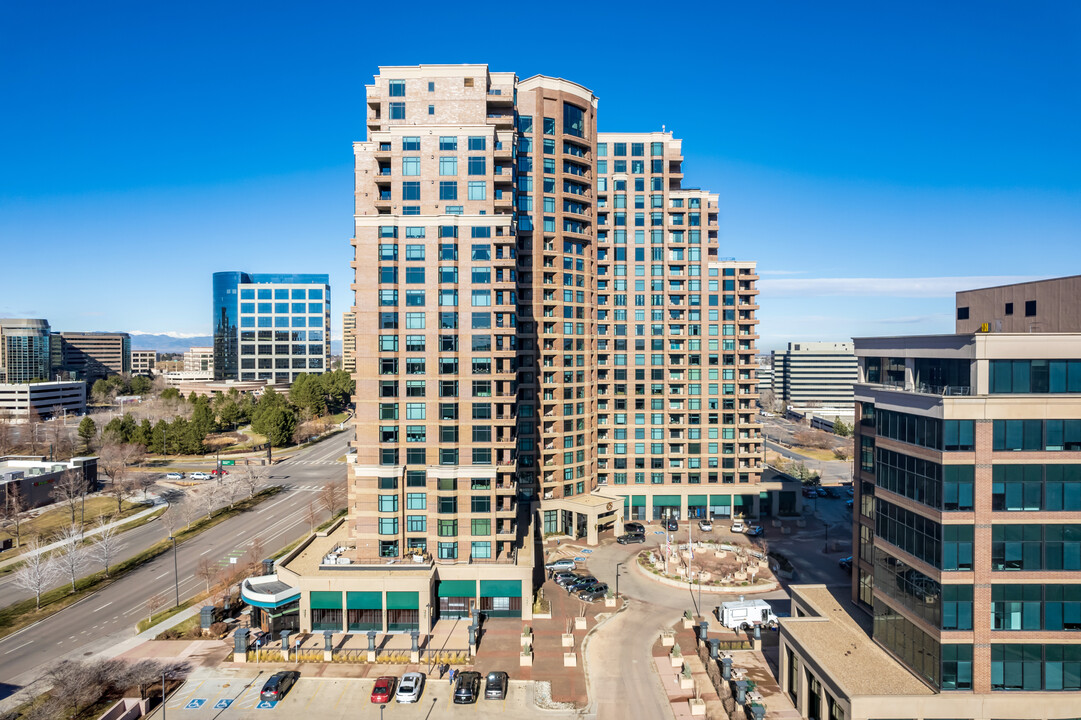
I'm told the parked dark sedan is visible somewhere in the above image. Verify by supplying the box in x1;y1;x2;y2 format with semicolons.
260;671;298;702
553;571;580;586
617;533;645;544
453;671;482;704
624;522;646;536
664;518;678;532
484;671;508;700
578;583;609;601
567;575;598;593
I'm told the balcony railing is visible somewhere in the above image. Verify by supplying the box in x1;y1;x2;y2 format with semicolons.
877;380;972;396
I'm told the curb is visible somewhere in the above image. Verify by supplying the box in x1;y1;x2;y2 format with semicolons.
570;598;632;719
631;551;780;595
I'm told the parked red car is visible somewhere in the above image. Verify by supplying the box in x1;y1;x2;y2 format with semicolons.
371;676;396;703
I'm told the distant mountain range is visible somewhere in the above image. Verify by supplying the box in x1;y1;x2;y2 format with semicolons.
129;333;342;355
130;333;212;352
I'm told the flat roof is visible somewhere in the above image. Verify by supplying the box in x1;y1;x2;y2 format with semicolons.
781;585;933;698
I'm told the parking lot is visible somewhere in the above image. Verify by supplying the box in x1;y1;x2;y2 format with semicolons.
156;672;571;719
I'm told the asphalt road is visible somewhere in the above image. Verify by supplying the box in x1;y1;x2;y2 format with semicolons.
0;430;352;698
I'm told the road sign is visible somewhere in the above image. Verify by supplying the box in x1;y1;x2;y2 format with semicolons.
185;699;206;709
221;460;235;466
214;699;233;709
257;701;277;709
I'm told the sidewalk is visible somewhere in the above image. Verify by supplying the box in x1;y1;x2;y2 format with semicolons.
0;496;165;570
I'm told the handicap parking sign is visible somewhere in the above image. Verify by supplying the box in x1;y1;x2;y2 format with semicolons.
257;701;277;709
214;699;233;709
185;699;206;710
580;549;593;554
573;556;586;562
654;530;666;535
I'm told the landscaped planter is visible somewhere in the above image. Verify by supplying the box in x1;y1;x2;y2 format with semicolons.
574;616;587;630
660;630;675;647
561;633;574;647
669;651;684;668
563;652;577;667
520;650;532;667
521;631;532;647
604;596;616;607
688;698;706;716
679;671;694;690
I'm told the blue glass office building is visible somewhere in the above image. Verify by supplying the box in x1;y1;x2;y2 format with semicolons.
212;272;331;383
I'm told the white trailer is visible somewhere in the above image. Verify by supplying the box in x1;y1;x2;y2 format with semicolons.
717;598;778;630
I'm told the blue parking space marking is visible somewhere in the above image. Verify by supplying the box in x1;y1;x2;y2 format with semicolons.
573;556;586;562
654;531;666;535
580;549;593;554
257;701;277;710
214;699;233;709
185;699;207;710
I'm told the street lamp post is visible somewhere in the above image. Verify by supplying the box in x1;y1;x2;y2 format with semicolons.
615;562;625;598
161;671;167;720
169;535;179;607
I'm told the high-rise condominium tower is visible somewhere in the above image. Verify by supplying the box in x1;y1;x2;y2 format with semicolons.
245;65;778;637
350;64;773;560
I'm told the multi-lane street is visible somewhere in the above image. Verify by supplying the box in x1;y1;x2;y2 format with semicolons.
0;430;351;700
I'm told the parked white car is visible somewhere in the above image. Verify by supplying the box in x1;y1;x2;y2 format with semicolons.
396;672;425;703
189;472;210;480
165;472;184;480
730;520;746;533
698;519;713;532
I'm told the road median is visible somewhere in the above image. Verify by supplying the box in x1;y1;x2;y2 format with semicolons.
0;486;282;641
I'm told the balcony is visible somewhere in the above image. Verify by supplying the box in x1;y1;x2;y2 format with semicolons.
486;112;515;127
874;380;973;396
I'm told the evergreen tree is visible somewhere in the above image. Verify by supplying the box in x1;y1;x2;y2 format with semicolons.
77;416;97;452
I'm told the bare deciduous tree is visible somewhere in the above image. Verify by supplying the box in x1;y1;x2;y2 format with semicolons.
0;411;14;455
159;505;179;539
12;536;59;609
55;524;88;593
26;409;43;455
178;492;201;529
50;469;87;526
98;441;145;511
244;536;266;573
1;485;27;548
120;658;191;701
305;500;318;534
45;658;127;720
198;483;219;519
220;476;243;510
137;472;157;500
146;592;166;623
48;406;72;458
239;464;263;498
196;556;218;594
88;517;124;577
318;480;345;517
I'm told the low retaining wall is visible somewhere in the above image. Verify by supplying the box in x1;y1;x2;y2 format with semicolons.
633;553;779;595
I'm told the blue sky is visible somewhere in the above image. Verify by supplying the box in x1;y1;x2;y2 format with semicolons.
1;1;1078;350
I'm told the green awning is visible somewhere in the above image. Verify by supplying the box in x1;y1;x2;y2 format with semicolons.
631;495;646;507
310;591;342;610
760;491;770;499
710;495;732;506
346;591;381;610
480;579;521;598
386;591;419;610
734;495;751;508
688;495;707;505
652;495;680;506
438;580;476;598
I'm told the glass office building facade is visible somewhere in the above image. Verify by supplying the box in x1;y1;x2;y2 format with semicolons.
212;272;331;383
0;319;52;384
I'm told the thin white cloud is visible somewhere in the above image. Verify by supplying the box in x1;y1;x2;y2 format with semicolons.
756;269;807;276
759;275;1046;298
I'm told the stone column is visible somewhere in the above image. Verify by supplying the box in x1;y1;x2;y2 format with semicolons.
586;510;599;546
367;629;377;663
409;629;420;663
323;630;333;662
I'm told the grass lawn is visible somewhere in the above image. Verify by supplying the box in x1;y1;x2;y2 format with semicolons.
328;411;349;424
0;496;148;553
791;447;841;462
